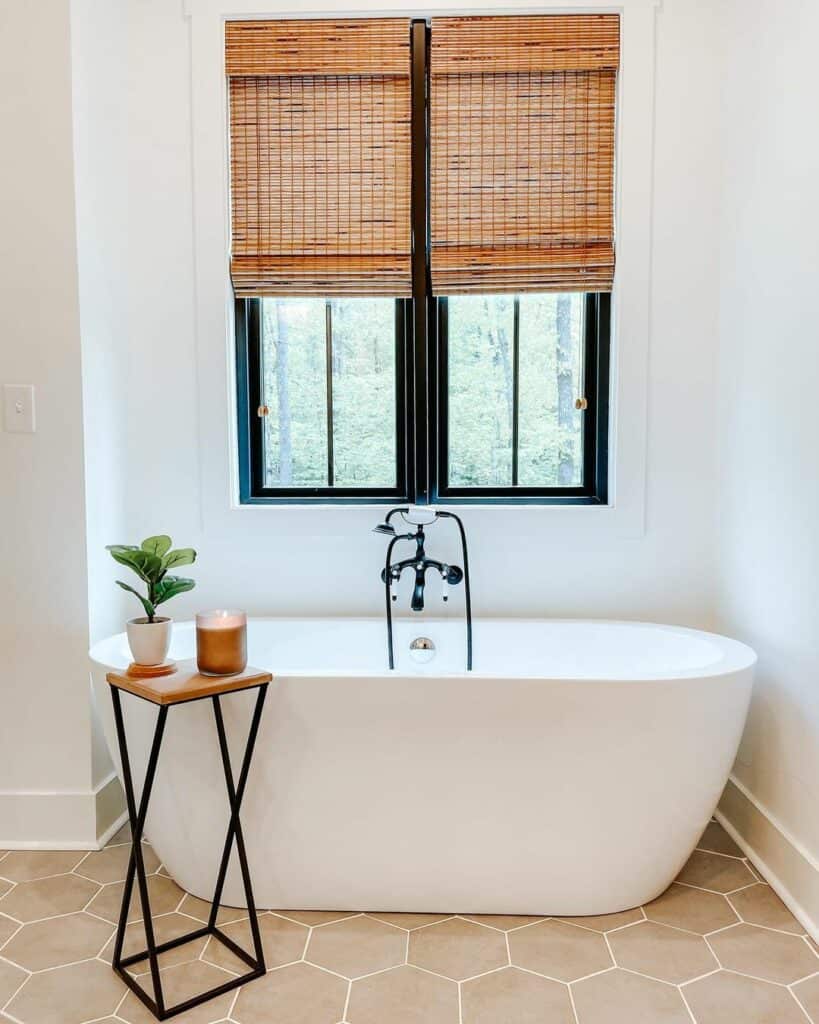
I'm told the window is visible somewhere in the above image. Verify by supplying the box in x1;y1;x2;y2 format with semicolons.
230;16;617;504
240;297;408;499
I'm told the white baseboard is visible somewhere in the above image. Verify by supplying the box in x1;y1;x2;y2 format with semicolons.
95;772;126;847
0;770;126;850
718;775;819;944
96;809;129;848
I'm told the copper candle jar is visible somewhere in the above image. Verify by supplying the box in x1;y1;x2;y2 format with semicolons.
196;610;247;676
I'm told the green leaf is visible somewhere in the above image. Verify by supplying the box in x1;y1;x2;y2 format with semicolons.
116;580;155;620
108;547;163;583
161;548;197;571
141;535;172;558
153;575;196;607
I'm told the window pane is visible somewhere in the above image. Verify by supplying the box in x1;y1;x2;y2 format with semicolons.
261;298;327;487
518;294;584;487
447;295;515;487
330;298;396;488
446;293;585;489
260;297;396;489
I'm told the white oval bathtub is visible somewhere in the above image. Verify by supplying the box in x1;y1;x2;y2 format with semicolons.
90;618;755;916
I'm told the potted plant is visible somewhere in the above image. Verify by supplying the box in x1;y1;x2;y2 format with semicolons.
106;535;197;666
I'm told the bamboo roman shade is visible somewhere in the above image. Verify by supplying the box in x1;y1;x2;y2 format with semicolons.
226;19;412;297
430;15;619;294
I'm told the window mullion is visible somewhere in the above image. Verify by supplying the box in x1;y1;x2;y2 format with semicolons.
324;299;334;488
511;297;520;487
410;18;430;503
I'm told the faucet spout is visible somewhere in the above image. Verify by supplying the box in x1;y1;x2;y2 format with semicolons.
411;565;426;612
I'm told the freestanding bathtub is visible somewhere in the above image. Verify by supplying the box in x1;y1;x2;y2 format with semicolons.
90;618;755;916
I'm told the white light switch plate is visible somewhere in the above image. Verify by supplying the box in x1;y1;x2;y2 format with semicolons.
3;384;36;433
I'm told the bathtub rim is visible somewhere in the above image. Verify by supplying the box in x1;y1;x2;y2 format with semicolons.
90;617;756;683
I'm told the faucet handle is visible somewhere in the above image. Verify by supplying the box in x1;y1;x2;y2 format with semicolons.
441;566;449;603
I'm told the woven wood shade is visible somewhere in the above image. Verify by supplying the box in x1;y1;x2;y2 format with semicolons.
430;15;619;295
227;19;412;297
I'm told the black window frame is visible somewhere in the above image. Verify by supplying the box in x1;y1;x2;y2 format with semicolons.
236;296;413;505
234;18;611;507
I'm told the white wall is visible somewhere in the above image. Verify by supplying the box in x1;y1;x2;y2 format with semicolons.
115;0;722;631
71;0;130;801
0;0;100;845
72;0;130;647
715;0;819;933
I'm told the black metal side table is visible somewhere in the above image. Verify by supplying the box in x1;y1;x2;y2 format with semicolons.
106;660;271;1021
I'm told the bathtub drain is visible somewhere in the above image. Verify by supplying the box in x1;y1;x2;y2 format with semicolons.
409;637;436;664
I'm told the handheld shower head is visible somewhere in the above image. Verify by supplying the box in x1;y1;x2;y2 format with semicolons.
372;522;396;536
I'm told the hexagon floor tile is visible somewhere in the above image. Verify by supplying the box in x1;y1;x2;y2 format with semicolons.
348;964;458;1024
176;892;249;925
556;907;643;932
409;917;508;981
697;820;743;858
75;840;160;884
86;871;184;924
367;911;453;930
508;919;612;981
0;850;85;882
306;914;406;979
272;909;357;926
1;911;113;971
607;919;718;983
729;882;804;933
645;881;739;934
118;961;237;1024
684;969;811;1024
0;912;20;947
794;973;819;1021
6;958;125;1024
461;966;574;1024
707;922;819;984
203;912;308;972
676;850;756;893
0;957;27;1008
1;819;817;1024
100;911;211;971
0;872;100;923
233;962;347;1024
572;968;691;1023
460;913;546;931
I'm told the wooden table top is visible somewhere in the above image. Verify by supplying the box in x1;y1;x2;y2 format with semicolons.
106;660;272;706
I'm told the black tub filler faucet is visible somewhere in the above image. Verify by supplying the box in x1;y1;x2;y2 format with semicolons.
373;507;472;671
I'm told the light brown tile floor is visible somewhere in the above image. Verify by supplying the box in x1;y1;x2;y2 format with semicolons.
1;820;817;1023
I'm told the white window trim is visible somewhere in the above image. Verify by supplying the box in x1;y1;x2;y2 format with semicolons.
186;0;660;539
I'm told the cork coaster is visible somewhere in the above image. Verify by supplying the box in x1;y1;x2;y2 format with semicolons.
126;660;177;679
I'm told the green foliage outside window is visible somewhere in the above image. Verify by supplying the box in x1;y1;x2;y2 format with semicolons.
258;293;584;491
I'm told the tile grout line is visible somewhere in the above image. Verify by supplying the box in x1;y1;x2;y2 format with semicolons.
566;979;581;1024
789;981;818;1024
602;928;618;980
341;978;352;1022
0;960;31;1018
678;982;699;1024
674;879;754;897
695;845;744;861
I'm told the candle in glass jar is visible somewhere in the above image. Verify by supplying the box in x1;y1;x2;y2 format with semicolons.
196;610;247;676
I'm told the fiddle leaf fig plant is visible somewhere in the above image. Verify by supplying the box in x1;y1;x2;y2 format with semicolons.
106;535;197;623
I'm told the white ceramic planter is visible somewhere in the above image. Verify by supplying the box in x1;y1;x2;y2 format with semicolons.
126;617;171;666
